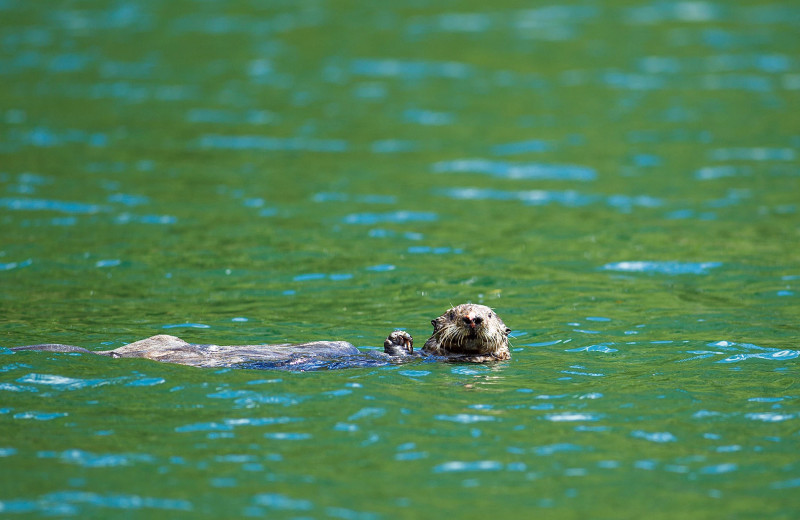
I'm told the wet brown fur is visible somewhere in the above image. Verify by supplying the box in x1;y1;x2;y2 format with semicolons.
12;304;511;367
422;303;511;362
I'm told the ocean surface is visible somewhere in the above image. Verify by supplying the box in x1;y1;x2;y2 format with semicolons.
1;0;799;518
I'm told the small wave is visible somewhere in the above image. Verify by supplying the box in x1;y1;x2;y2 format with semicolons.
253;493;312;511
544;413;599;422
491;139;552;155
0;259;32;271
631;430;677;443
351;58;472;79
432;158;596;181
197;134;347;153
13;411;68;420
263;432;312;440
435;414;495;424
342;211;437;225
602;261;722;275
433;460;503;473
0;198;107;214
161;323;210;329
16;373;109;391
565;344;618;353
38;449;154;468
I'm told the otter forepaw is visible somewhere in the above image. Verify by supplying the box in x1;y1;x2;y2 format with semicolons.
384;331;413;356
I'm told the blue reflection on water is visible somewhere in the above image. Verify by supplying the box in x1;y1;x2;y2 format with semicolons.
162;323;210;329
710;147;795;161
441;188;667;213
0;197;107;214
13;411;68;421
565;344;618;353
38;449;154;468
408;246;462;255
197;134;347;152
108;193;149;206
114;213;177;224
631;430;677;443
442;188;594;206
436;414;495;424
293;273;353;282
187;108;276;125
0;259;32;271
342;211;437;225
433;460;503;473
370;139;418;153
625;2;721;24
432;159;596;181
602;261;722;275
351;58;472;79
404;108;454;126
11;127;108;148
253;493;312;511
679;341;799;363
491;139;552;155
96;259;121;268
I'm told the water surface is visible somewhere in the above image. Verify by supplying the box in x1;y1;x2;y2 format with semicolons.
1;0;799;518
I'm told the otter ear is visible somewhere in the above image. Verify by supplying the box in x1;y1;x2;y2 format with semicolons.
431;319;438;330
505;327;512;336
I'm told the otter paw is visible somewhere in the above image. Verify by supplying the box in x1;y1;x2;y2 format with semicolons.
384;331;413;356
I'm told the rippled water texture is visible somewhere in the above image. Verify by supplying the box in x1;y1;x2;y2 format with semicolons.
1;1;799;518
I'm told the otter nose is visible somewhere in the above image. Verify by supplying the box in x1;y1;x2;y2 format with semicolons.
462;315;483;328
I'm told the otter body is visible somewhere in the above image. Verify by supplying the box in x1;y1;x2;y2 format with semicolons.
10;304;511;369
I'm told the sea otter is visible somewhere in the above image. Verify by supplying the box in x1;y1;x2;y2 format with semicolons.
9;303;511;369
385;303;511;362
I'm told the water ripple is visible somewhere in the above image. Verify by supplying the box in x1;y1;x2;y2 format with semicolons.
544;413;599;422
700;463;738;475
433;460;503;473
342;211;437;225
176;416;299;433
351;58;472;79
626;2;722;24
534;443;584;456
710;147;795;161
631;430;677;443
0;197;107;214
717;350;799;363
37;449;154;468
435;414;495;424
602;261;722;275
16;373;109;390
491;139;552;155
13;411;67;420
263;432;312;440
441;188;664;212
442;187;594;206
680;341;800;364
253;493;312;511
565;344;619;353
744;412;795;422
206;389;299;407
0;258;32;271
197;134;347;153
398;370;431;377
432;159;596;181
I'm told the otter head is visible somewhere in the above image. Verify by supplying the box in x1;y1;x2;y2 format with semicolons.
429;303;511;356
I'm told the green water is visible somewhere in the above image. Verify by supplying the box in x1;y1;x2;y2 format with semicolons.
1;0;799;518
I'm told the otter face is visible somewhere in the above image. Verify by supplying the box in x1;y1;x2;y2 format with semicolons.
429;303;511;356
